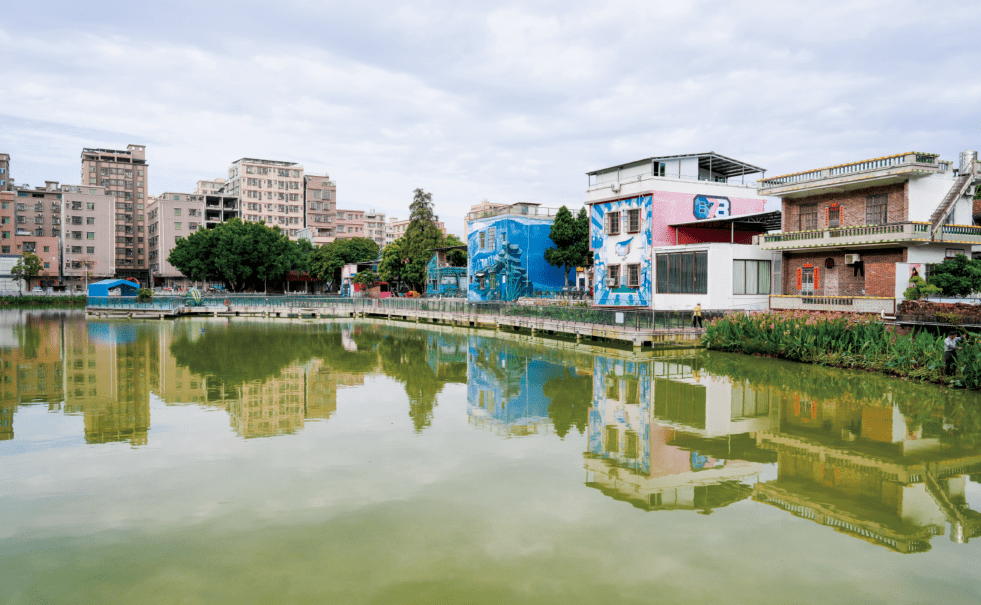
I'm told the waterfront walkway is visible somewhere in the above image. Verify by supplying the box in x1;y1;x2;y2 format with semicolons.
85;296;706;349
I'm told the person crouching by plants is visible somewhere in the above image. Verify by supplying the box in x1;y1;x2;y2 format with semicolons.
692;303;703;329
944;331;967;376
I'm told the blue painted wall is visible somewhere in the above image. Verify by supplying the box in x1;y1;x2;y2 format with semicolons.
591;196;653;307
425;254;468;297
467;215;574;302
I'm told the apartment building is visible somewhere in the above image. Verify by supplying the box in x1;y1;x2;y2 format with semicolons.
0;190;60;290
227;158;304;238
464;199;508;237
303;174;336;245
79;145;149;281
386;216;447;245
194;178;227;195
0;153;10;191
364;209;387;248
335;209;365;240
61;184;115;289
758;150;981;314
147;193;206;288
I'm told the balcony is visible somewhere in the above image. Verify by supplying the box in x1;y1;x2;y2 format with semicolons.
759;152;951;197
757;222;981;251
771;295;895;314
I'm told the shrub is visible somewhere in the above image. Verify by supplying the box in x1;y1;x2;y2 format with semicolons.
137;288;154;302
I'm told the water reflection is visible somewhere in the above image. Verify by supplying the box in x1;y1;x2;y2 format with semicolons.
3;312;981;556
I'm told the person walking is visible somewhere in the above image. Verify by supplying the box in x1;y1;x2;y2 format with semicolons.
692;303;703;329
944;332;966;376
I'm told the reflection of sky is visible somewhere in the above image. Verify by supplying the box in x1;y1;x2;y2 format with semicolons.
3;314;981;602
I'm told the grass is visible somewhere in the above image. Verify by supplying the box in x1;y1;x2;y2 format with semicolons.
0;295;87;307
702;310;981;390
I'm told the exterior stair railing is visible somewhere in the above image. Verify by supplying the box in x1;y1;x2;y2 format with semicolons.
930;159;980;240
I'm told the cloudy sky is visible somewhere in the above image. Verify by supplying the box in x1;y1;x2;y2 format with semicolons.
1;0;979;236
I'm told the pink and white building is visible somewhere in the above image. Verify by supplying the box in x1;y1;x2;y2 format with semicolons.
586;152;778;310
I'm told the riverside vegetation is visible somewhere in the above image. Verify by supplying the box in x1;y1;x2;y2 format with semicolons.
702;310;981;390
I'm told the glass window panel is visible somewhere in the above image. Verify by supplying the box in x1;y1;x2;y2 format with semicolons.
681;253;694;293
746;260;758;294
758;261;771;294
694;252;708;294
733;260;746;295
668;253;681;293
656;254;668;293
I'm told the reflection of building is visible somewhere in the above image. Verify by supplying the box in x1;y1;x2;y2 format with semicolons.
64;320;155;445
754;394;981;553
585;352;771;512
229;364;307;438
0;311;66;439
466;336;570;436
305;359;337;421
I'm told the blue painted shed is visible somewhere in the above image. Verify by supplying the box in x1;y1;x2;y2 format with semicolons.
87;279;140;297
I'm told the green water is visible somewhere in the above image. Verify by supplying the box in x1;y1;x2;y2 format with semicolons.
2;310;981;604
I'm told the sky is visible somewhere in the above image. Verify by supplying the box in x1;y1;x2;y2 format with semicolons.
1;0;980;237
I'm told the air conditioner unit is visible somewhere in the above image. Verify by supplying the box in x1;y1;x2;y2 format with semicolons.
845;254;861;265
611;183;621;193
605;278;617;287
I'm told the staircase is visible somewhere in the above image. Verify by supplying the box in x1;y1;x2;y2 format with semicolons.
930;160;980;239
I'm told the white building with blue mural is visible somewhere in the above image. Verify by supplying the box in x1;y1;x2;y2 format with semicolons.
586;152;779;309
467;202;576;302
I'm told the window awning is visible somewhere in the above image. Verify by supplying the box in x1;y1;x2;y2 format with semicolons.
669;210;782;232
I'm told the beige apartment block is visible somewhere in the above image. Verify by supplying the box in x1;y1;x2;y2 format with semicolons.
334;208;366;240
61;184;115;289
386;216;448;245
194;178;227;195
364;209;386;248
79;145;149;280
147;193;206;287
0;153;10;191
464;199;508;236
228;158;304;238
303;174;336;245
0;190;60;290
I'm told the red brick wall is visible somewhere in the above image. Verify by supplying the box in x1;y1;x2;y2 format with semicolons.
782;248;906;296
781;182;908;232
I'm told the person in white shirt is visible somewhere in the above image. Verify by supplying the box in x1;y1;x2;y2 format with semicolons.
944;332;966;376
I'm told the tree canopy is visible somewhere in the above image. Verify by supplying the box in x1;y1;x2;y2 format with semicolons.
379;188;460;292
928;254;981;297
11;253;43;290
308;237;380;288
544;206;591;288
167;219;306;292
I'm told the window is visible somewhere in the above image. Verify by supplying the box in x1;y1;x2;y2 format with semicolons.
23;242;35;252
656;251;708;294
827;203;840;228
1;246;8;253
733;260;772;295
71;246;82;253
87;202;95;210
72;231;81;239
86;217;95;224
799;266;816;294
44;263;49;269
479;231;486;249
606;211;621;235
87;246;95;254
174;208;181;216
799;204;818;231
627;208;640;233
86;232;95;239
626;263;640;288
488;226;496;246
866;194;887;225
175;222;182;230
608;264;620;288
43;246;49;252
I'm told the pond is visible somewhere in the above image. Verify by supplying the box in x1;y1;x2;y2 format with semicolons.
1;310;980;604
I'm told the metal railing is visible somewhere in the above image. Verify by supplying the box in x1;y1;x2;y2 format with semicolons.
760;152;947;189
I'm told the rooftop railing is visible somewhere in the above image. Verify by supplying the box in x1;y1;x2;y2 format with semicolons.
760;153;950;189
466;205;563;223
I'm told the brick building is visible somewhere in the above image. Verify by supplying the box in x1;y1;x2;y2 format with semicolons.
0;189;60;290
759;151;981;314
80;145;149;281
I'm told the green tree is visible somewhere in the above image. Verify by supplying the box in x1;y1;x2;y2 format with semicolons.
575;207;592;271
903;275;941;301
443;233;468;267
544;206;587;288
11;252;43;290
378;188;446;292
352;270;380;287
308;237;380;288
167;219;304;292
928;255;981;297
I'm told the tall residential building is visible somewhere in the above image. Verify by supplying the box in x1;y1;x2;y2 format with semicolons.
79;145;149;281
61;184;115;289
227;158;304;238
364;209;387;248
334;209;367;240
194;178;227;195
303;174;337;245
147;193;207;288
464;199;508;236
0;189;60;290
0;153;10;191
386;216;448;245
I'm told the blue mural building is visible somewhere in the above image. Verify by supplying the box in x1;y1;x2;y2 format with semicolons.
467;203;575;302
425;246;468;298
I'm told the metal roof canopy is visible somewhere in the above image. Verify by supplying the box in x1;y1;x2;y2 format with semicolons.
87;279;140;297
669;210;782;232
587;152;766;178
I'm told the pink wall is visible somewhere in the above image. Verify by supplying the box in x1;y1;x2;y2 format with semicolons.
650;190;765;246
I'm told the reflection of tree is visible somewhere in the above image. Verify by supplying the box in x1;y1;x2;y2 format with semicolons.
14;322;42;359
378;333;442;432
542;367;592;438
